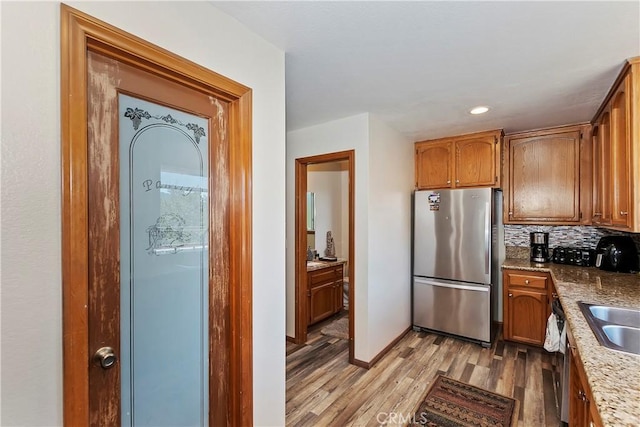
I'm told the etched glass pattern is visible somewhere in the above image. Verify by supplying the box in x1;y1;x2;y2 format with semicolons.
119;94;209;426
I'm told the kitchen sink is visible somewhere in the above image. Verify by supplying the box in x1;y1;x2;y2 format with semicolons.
601;325;640;353
588;305;640;328
578;302;640;355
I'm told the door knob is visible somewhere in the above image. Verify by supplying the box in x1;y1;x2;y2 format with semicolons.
620;211;628;216
93;346;117;369
508;293;513;297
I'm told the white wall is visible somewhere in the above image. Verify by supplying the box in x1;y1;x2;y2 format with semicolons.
287;113;414;362
366;115;414;357
0;2;286;426
307;167;348;259
286;114;370;360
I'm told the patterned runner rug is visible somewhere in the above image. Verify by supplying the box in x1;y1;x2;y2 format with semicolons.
409;375;519;427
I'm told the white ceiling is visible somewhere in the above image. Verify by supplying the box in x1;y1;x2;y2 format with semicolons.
211;1;640;141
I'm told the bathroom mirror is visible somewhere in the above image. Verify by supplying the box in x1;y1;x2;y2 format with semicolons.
306;192;315;231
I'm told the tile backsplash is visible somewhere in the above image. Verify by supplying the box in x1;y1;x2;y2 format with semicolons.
504;225;640;254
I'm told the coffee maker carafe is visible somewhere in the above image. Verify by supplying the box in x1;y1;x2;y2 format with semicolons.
530;232;550;262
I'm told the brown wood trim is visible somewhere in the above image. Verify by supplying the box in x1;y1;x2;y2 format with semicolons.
351;326;412;370
503;122;591;138
347;152;355;363
294;150;355;364
61;7;90;424
286;336;297;344
414;128;503;145
351;358;371;369
294;160;308;345
228;89;253;427
61;4;252;426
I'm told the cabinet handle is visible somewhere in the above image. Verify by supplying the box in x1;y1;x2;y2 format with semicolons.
578;390;589;403
620;211;628;216
594;212;602;216
524;279;529;285
456;179;460;183
552;293;558;299
447;180;451;184
508;293;513;297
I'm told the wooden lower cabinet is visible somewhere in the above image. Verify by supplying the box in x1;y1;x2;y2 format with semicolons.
503;269;550;346
308;264;344;326
568;328;603;427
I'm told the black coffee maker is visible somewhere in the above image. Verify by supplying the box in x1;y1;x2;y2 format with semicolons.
530;232;550;262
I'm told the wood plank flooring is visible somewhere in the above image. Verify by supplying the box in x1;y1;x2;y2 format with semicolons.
286;315;561;426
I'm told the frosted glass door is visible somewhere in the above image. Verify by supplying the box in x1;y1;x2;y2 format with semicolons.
119;94;209;426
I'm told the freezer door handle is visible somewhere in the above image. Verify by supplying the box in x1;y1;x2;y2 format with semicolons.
414;277;489;292
484;201;490;275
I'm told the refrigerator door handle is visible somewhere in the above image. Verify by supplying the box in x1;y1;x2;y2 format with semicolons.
484;202;491;274
414;277;489;292
484;201;490;275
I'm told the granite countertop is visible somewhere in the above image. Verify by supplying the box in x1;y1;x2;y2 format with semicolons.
306;258;347;272
503;259;640;426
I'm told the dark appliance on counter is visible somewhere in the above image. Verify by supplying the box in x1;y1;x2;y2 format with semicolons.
552;247;595;266
530;232;550;263
595;236;639;273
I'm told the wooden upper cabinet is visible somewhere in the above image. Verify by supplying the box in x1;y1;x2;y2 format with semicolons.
455;136;497;187
504;124;591;224
592;112;612;225
610;81;631;228
591;57;639;231
416;141;452;189
415;129;503;190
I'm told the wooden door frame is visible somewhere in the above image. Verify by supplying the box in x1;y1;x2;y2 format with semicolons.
295;150;355;363
61;5;253;426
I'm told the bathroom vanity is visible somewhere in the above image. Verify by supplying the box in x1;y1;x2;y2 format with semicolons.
307;260;346;326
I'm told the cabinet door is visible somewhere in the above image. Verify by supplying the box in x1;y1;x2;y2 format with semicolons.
569;348;590;427
415;141;452;189
507;130;581;223
610;78;631;228
309;282;338;325
592;113;612;225
334;280;343;313
505;288;547;346
455;136;497;187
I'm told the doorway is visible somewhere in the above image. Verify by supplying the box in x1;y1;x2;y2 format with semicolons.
295;150;355;363
61;5;252;426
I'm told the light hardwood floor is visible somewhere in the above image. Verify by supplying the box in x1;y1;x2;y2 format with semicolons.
286;314;561;426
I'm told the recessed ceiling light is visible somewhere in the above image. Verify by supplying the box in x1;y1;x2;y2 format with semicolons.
470;106;489;115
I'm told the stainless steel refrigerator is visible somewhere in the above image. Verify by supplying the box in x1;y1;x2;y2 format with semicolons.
412;187;503;345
